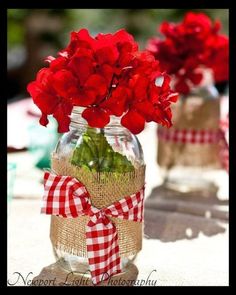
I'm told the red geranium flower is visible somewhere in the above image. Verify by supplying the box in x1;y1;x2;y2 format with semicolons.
147;12;229;94
206;34;229;83
27;28;178;134
27;68;74;132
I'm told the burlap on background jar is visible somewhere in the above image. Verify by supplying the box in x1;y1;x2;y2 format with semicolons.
50;153;145;258
157;95;221;169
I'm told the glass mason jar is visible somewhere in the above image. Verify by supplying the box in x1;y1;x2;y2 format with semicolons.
157;83;222;193
50;107;145;281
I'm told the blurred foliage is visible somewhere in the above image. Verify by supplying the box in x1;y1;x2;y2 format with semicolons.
8;8;229;49
7;9;228;99
8;9;74;48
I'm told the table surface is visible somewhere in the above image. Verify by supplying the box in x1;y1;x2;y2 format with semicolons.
7;123;229;286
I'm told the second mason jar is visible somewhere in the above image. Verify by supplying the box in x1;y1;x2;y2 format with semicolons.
157;83;221;193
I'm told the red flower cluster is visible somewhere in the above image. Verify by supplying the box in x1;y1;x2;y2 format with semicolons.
147;12;229;94
206;34;229;84
27;29;178;134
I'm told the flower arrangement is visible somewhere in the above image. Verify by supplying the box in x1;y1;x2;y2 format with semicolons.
27;29;179;284
146;12;229;94
27;29;178;134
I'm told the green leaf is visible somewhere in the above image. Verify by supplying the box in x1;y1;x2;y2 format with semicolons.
70;127;134;173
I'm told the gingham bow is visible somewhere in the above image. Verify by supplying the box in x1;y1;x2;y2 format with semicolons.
41;171;144;285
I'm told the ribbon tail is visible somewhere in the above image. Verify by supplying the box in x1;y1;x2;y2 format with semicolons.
86;216;121;285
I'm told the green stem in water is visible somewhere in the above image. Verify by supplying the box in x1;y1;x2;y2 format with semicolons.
70;127;134;173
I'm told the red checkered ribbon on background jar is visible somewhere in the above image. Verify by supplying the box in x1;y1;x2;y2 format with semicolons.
157;125;229;173
41;171;144;285
157;128;221;144
158;96;229;172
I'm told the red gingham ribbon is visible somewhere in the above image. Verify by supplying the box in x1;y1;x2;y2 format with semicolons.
157;128;221;144
41;172;144;285
157;126;229;172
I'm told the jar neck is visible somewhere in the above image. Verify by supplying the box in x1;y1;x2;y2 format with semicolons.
181;69;219;100
171;68;219;100
182;84;219;100
70;106;124;131
198;68;214;88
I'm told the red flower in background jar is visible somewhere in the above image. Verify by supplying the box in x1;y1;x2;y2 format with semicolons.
27;29;178;134
206;34;229;83
146;12;229;94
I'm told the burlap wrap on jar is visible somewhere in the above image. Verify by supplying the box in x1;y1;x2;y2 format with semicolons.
50;153;145;258
157;95;221;169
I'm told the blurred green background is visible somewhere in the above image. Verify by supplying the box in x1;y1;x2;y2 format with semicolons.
7;9;228;100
